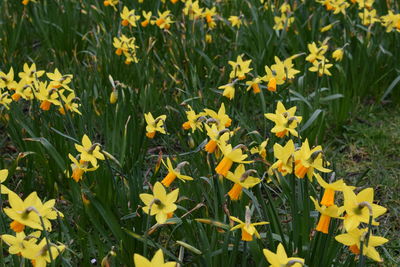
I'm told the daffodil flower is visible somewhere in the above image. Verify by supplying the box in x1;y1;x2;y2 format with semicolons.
18;63;45;84
265;101;302;138
269;139;295;176
305;42;328;63
226;164;261;200
310;196;344;234
68;154;99;182
308;58;333;76
315;173;348;206
294;139;331;180
203;103;232;130
0;67;17;90
332;48;344;61
342;186;387;231
250;139;268;160
215;143;252;177
140;182;179;224
245;77;262;94
182;105;205;132
141;11;152;27
4;191;63;232
1;231;41;257
263;243;304;267
75;134;105;167
161;158;193;187
230;206;269;241
218;83;235;100
23;238;65;266
134;249;177;267
46;68;73;91
120;7;140;27
228;16;242;29
228;55;252;80
145;112;167;138
335;228;388;262
0;169;10;194
204;124;230;154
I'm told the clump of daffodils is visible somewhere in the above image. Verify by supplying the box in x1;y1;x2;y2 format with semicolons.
1;170;66;265
0;64;81;114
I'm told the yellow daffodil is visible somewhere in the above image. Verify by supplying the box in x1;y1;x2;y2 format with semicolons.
182;105;205;132
0;169;10;194
245;77;262;94
335;228;388;262
342;186;387;231
18;63;45;84
0;89;12;109
228;16;242;28
140;182;179;224
134;249;177;267
68;154;99;182
103;0;119;9
141;11;152;27
230;206;268;241
315;173;347;206
120;7;140;27
228;55;252;80
226;164;261;200
263;243;304;267
75;134;105;167
24;238;65;267
294;139;331;180
332;48;344;61
381;11;400;32
203;103;232;130
4;191;63;232
359;8;379;26
22;0;37;5
273;14;294;30
183;0;203;20
218;83;235;100
35;81;61;111
309;58;333;76
161;158;193;187
1;231;41;257
204;125;230;154
0;67;17;90
12;80;34;101
305;42;328;63
153;10;174;30
46;68;73;91
262;65;285;92
264;101;302;138
273;56;300;80
215;143;252;177
203;7;217;29
58;91;81;115
310;196;344;234
269;139;295;176
145;112;167;138
250;139;268;160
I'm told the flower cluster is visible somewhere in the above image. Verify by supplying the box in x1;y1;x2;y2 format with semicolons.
1;169;65;266
0;64;81;115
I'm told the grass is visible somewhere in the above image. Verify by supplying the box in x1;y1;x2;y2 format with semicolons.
327;102;400;265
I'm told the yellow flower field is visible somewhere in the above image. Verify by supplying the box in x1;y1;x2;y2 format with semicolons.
0;0;399;266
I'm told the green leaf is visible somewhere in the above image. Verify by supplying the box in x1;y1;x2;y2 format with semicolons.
381;74;400;101
300;109;323;132
23;137;66;171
